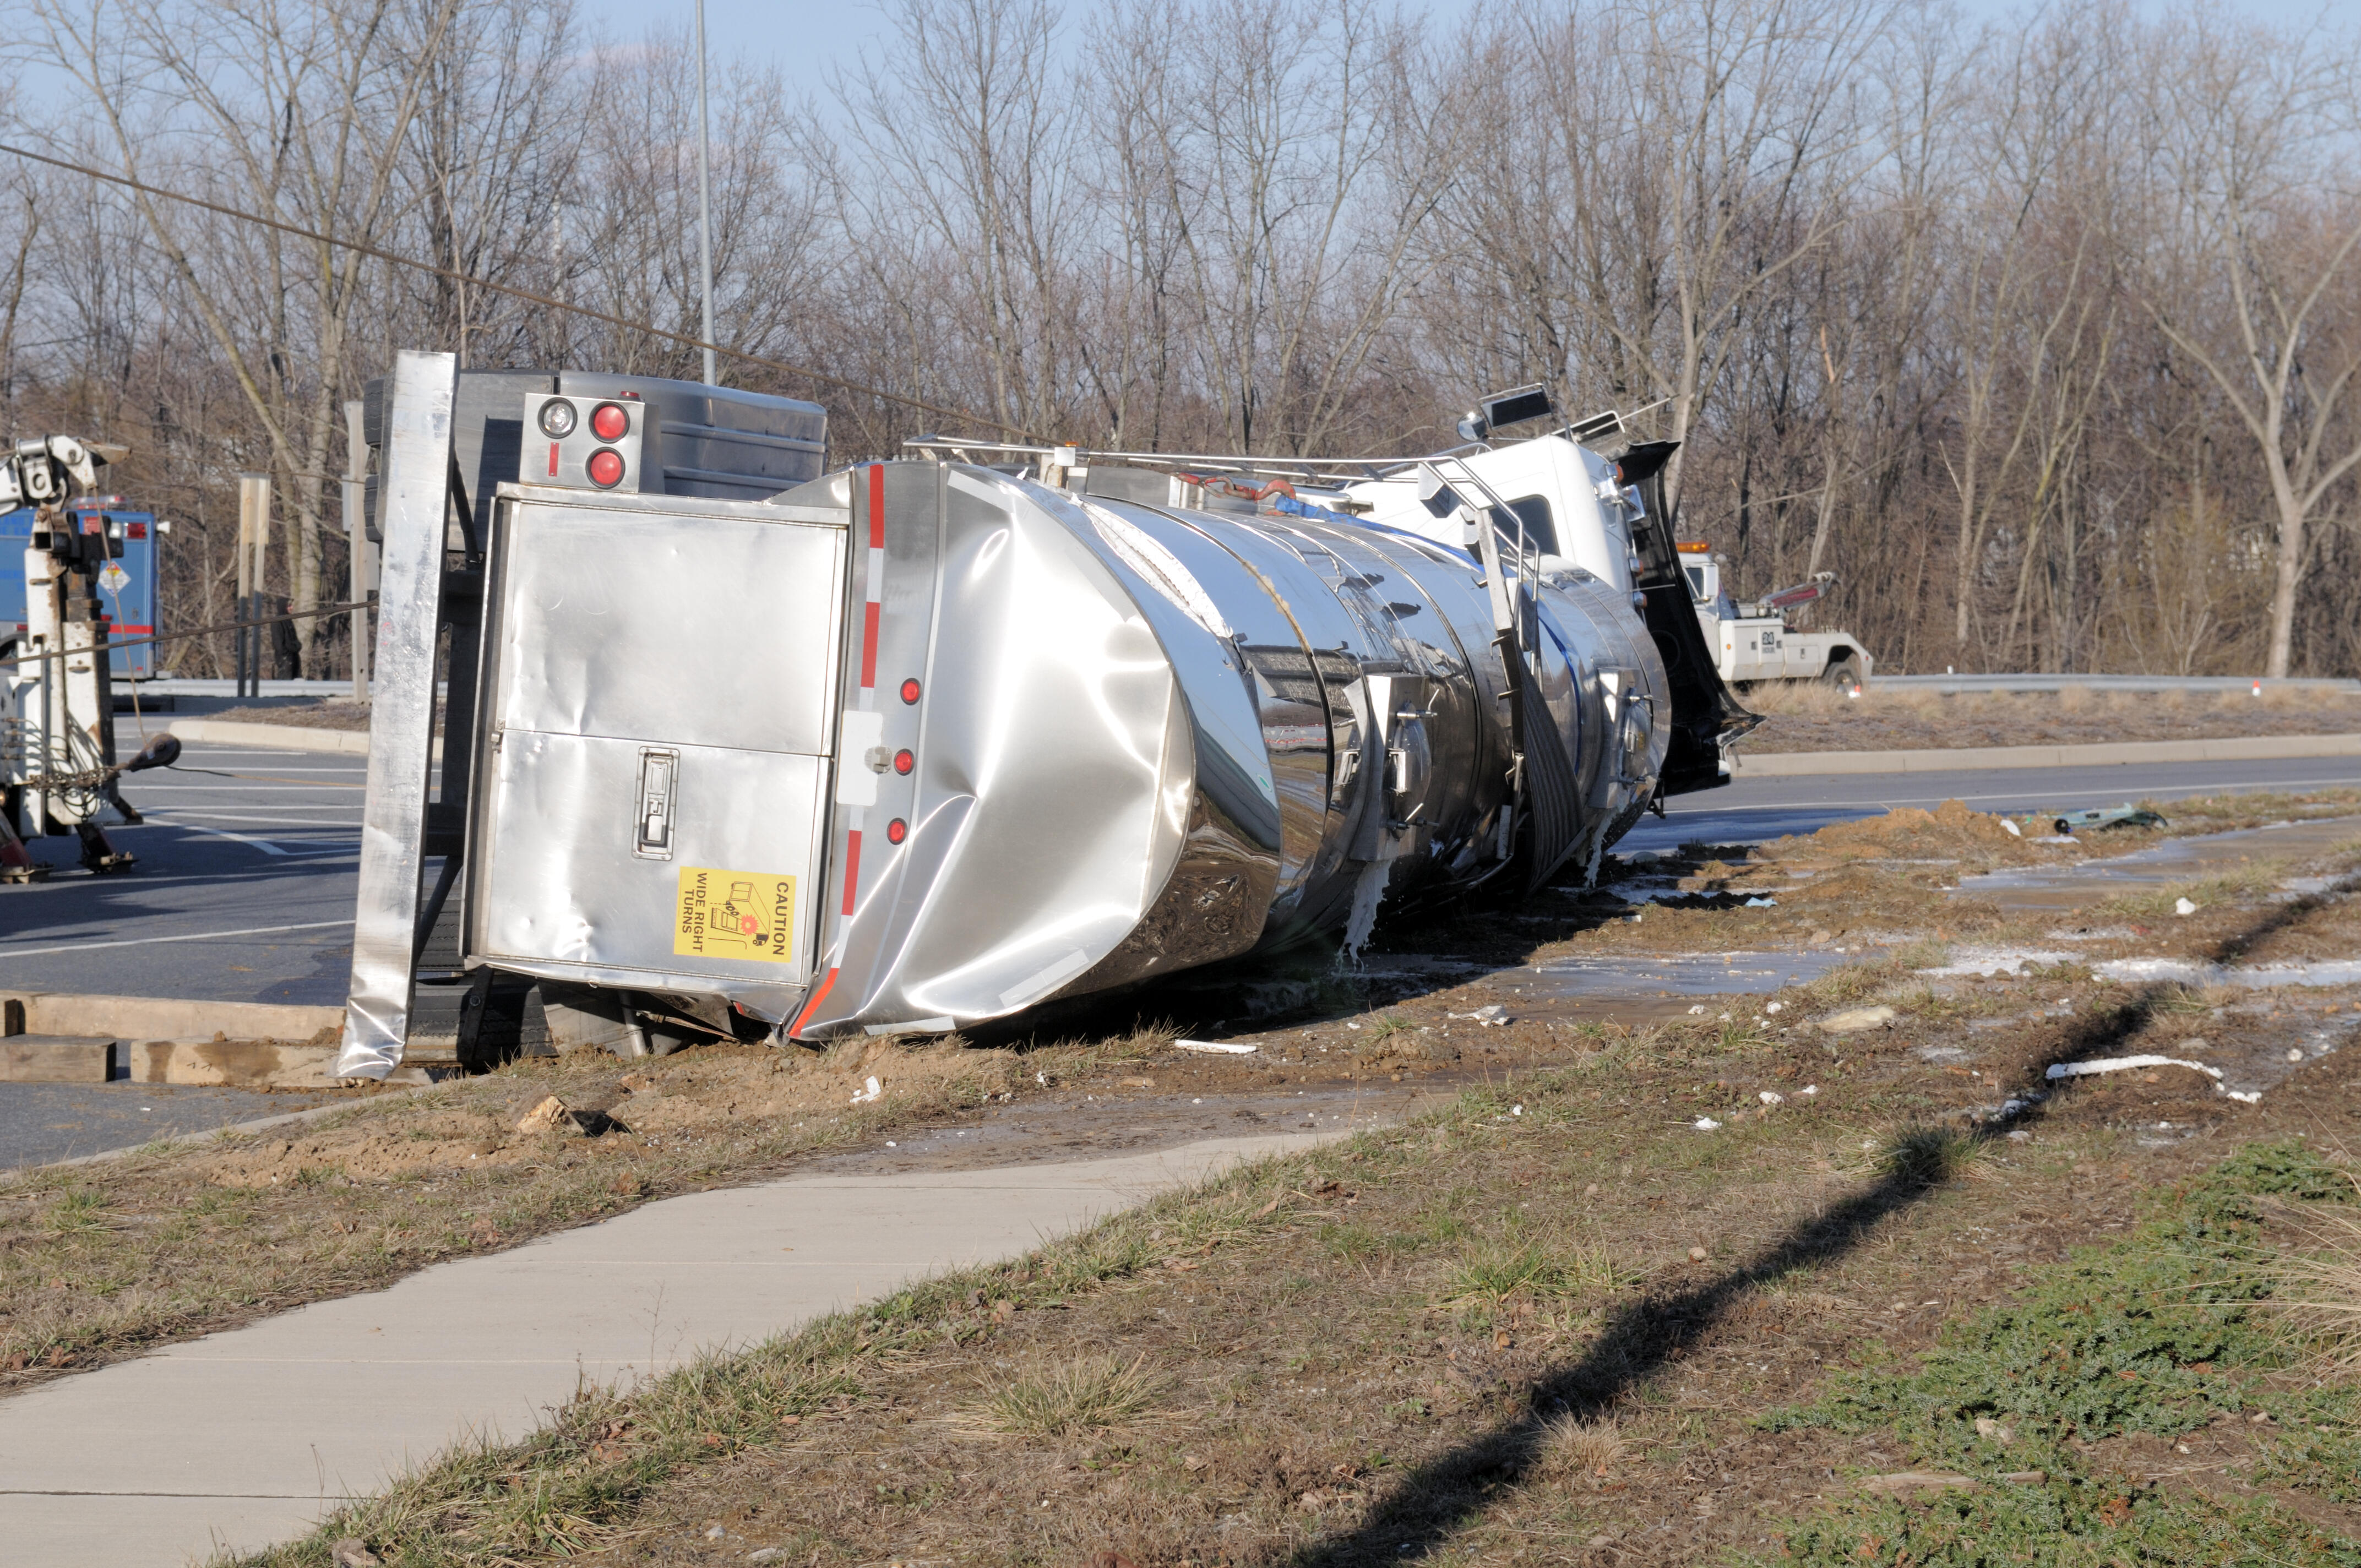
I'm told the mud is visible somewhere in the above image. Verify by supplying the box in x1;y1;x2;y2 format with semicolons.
189;1035;1015;1188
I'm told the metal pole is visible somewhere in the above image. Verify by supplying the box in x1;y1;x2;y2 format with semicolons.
235;480;253;697
344;400;371;700
237;473;270;696
694;0;718;386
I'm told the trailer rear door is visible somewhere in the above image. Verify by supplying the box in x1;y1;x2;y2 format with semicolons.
464;484;850;1014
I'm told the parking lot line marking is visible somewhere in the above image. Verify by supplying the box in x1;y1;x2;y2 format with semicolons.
0;919;354;957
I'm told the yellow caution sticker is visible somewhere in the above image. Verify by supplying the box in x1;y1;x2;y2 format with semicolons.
673;866;797;965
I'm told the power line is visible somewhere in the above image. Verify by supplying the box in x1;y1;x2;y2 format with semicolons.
0;141;1037;442
3;598;362;669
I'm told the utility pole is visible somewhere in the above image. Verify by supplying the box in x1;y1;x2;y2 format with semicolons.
694;0;719;387
237;472;270;698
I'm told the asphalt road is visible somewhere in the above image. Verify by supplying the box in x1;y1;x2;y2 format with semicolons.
0;738;362;1008
0;1082;342;1172
1618;753;2361;854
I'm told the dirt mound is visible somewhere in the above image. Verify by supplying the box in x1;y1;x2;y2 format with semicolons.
1784;799;2023;861
194;1038;1014;1188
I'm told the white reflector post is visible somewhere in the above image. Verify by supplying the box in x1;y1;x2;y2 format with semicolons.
338;350;457;1079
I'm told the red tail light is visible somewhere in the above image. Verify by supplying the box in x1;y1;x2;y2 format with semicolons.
590;402;630;442
586;449;626;489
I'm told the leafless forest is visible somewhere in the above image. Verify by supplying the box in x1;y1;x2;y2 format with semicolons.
2;0;2358;679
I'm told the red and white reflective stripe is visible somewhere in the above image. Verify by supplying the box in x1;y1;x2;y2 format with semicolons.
792;463;890;1038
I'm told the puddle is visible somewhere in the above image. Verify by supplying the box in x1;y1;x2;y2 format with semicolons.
2092;958;2361;988
1955;816;2361;911
1965;1001;2079;1032
1524;950;1854;997
1916;948;2361;989
1919;948;2078;977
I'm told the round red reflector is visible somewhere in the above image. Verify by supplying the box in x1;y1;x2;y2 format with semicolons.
886;818;907;844
892;749;914;775
586;448;626;489
590;402;630;441
900;678;921;704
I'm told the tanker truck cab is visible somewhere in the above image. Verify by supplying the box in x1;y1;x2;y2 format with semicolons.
1342;430;1645;595
1336;391;1758;804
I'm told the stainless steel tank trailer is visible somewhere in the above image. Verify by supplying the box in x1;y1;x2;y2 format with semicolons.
335;359;1754;1079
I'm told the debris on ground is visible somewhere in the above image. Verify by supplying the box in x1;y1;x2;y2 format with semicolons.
2049;802;2171;836
1858;1472;1977;1495
2045;1055;2222;1083
1814;1005;1897;1033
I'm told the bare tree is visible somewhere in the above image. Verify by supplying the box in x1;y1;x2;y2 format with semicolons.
30;0;463;672
2135;14;2361;677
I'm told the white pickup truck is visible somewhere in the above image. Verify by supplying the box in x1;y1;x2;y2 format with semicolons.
1677;545;1872;688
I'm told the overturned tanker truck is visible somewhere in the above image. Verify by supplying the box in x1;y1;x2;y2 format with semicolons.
334;359;1754;1077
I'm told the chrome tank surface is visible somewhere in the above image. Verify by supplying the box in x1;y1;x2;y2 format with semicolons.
785;461;1668;1039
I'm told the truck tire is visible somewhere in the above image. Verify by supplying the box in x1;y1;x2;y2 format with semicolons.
1821;654;1863;689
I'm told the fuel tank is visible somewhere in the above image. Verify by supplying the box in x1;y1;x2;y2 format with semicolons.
335;352;1670;1075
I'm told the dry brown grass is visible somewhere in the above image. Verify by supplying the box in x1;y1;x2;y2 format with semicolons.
2268;1201;2361;1382
1741;683;2361;753
958;1352;1171;1438
1536;1412;1625;1478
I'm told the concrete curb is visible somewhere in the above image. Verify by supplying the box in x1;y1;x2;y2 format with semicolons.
2;991;343;1043
1732;732;2361;776
166;718;372;754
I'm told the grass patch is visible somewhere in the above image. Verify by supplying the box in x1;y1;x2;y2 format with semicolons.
1443;1232;1629;1305
1762;1139;2361;1565
223;1136;1315;1566
2093;865;2288;921
1854;1125;1995;1188
960;1352;1168;1438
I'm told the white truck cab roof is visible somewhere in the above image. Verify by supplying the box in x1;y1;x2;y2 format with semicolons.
1340;433;1643;594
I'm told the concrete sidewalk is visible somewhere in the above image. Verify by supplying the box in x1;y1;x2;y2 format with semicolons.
0;1132;1329;1566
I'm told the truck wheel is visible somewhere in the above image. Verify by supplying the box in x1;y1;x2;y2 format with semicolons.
1821;655;1863;688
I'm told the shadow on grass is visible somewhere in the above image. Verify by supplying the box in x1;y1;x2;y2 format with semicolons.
1298;884;2342;1565
1286;1123;2004;1565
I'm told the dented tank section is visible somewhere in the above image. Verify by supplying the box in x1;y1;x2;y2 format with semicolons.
775;463;1669;1040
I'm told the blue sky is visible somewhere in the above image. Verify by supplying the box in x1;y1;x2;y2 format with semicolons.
590;0;2348;113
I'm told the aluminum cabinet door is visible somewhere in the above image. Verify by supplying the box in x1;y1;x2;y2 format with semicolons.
468;489;848;994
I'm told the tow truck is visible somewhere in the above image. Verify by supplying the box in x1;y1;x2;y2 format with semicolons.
1676;543;1872;688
